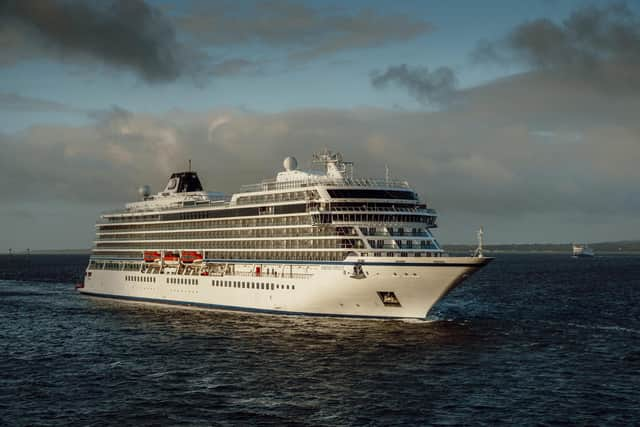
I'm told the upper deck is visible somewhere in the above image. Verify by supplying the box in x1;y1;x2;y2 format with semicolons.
100;150;434;224
238;176;410;193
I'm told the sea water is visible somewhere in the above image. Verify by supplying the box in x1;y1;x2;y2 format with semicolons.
1;254;639;425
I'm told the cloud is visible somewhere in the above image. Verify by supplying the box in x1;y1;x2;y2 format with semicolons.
2;87;638;215
370;64;458;106
207;115;231;142
88;105;133;127
178;0;431;62
472;2;640;91
210;58;265;77
0;0;204;82
0;92;81;113
1;66;639;243
0;0;431;80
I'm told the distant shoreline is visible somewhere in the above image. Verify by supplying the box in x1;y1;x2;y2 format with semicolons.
448;249;640;255
445;241;640;255
3;250;90;255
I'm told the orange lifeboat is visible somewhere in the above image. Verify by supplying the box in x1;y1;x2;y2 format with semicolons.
163;251;180;265
144;251;161;263
181;251;203;264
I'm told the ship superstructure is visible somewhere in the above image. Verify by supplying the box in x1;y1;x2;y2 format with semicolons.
80;150;492;318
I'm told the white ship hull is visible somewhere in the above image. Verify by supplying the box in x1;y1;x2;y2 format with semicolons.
80;257;491;319
572;245;595;257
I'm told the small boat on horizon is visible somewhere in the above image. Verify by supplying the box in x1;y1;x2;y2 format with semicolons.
572;243;595;257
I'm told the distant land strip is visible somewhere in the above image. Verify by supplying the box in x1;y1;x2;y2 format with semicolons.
3;249;91;255
445;241;640;254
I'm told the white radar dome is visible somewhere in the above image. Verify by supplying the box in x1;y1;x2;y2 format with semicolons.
138;185;151;198
283;156;298;171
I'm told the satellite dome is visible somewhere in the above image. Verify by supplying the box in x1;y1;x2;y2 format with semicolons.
138;185;151;198
283;156;298;171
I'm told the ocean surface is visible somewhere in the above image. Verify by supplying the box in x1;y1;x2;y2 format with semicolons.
1;253;639;426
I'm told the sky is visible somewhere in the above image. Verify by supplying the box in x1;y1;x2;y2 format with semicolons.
1;0;639;250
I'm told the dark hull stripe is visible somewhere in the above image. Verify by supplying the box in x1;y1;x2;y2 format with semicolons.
79;291;418;319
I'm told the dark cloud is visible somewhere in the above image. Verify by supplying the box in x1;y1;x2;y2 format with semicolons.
370;64;457;106
178;0;431;62
0;0;203;82
0;0;431;80
0;92;80;113
472;2;640;90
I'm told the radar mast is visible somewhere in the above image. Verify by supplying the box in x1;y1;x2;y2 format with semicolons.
312;149;353;179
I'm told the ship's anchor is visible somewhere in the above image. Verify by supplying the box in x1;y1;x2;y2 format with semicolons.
350;263;366;279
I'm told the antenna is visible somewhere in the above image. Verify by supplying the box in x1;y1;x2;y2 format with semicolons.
188;159;192;172
385;164;390;183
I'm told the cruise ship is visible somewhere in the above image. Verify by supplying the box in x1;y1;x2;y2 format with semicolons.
79;150;492;319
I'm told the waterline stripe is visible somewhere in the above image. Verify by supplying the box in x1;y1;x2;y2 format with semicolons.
79;291;418;320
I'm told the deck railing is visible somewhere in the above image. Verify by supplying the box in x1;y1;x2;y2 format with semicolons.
239;177;410;193
311;206;436;214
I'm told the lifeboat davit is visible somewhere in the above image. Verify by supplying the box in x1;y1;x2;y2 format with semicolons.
144;251;161;263
181;251;203;264
163;251;180;265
